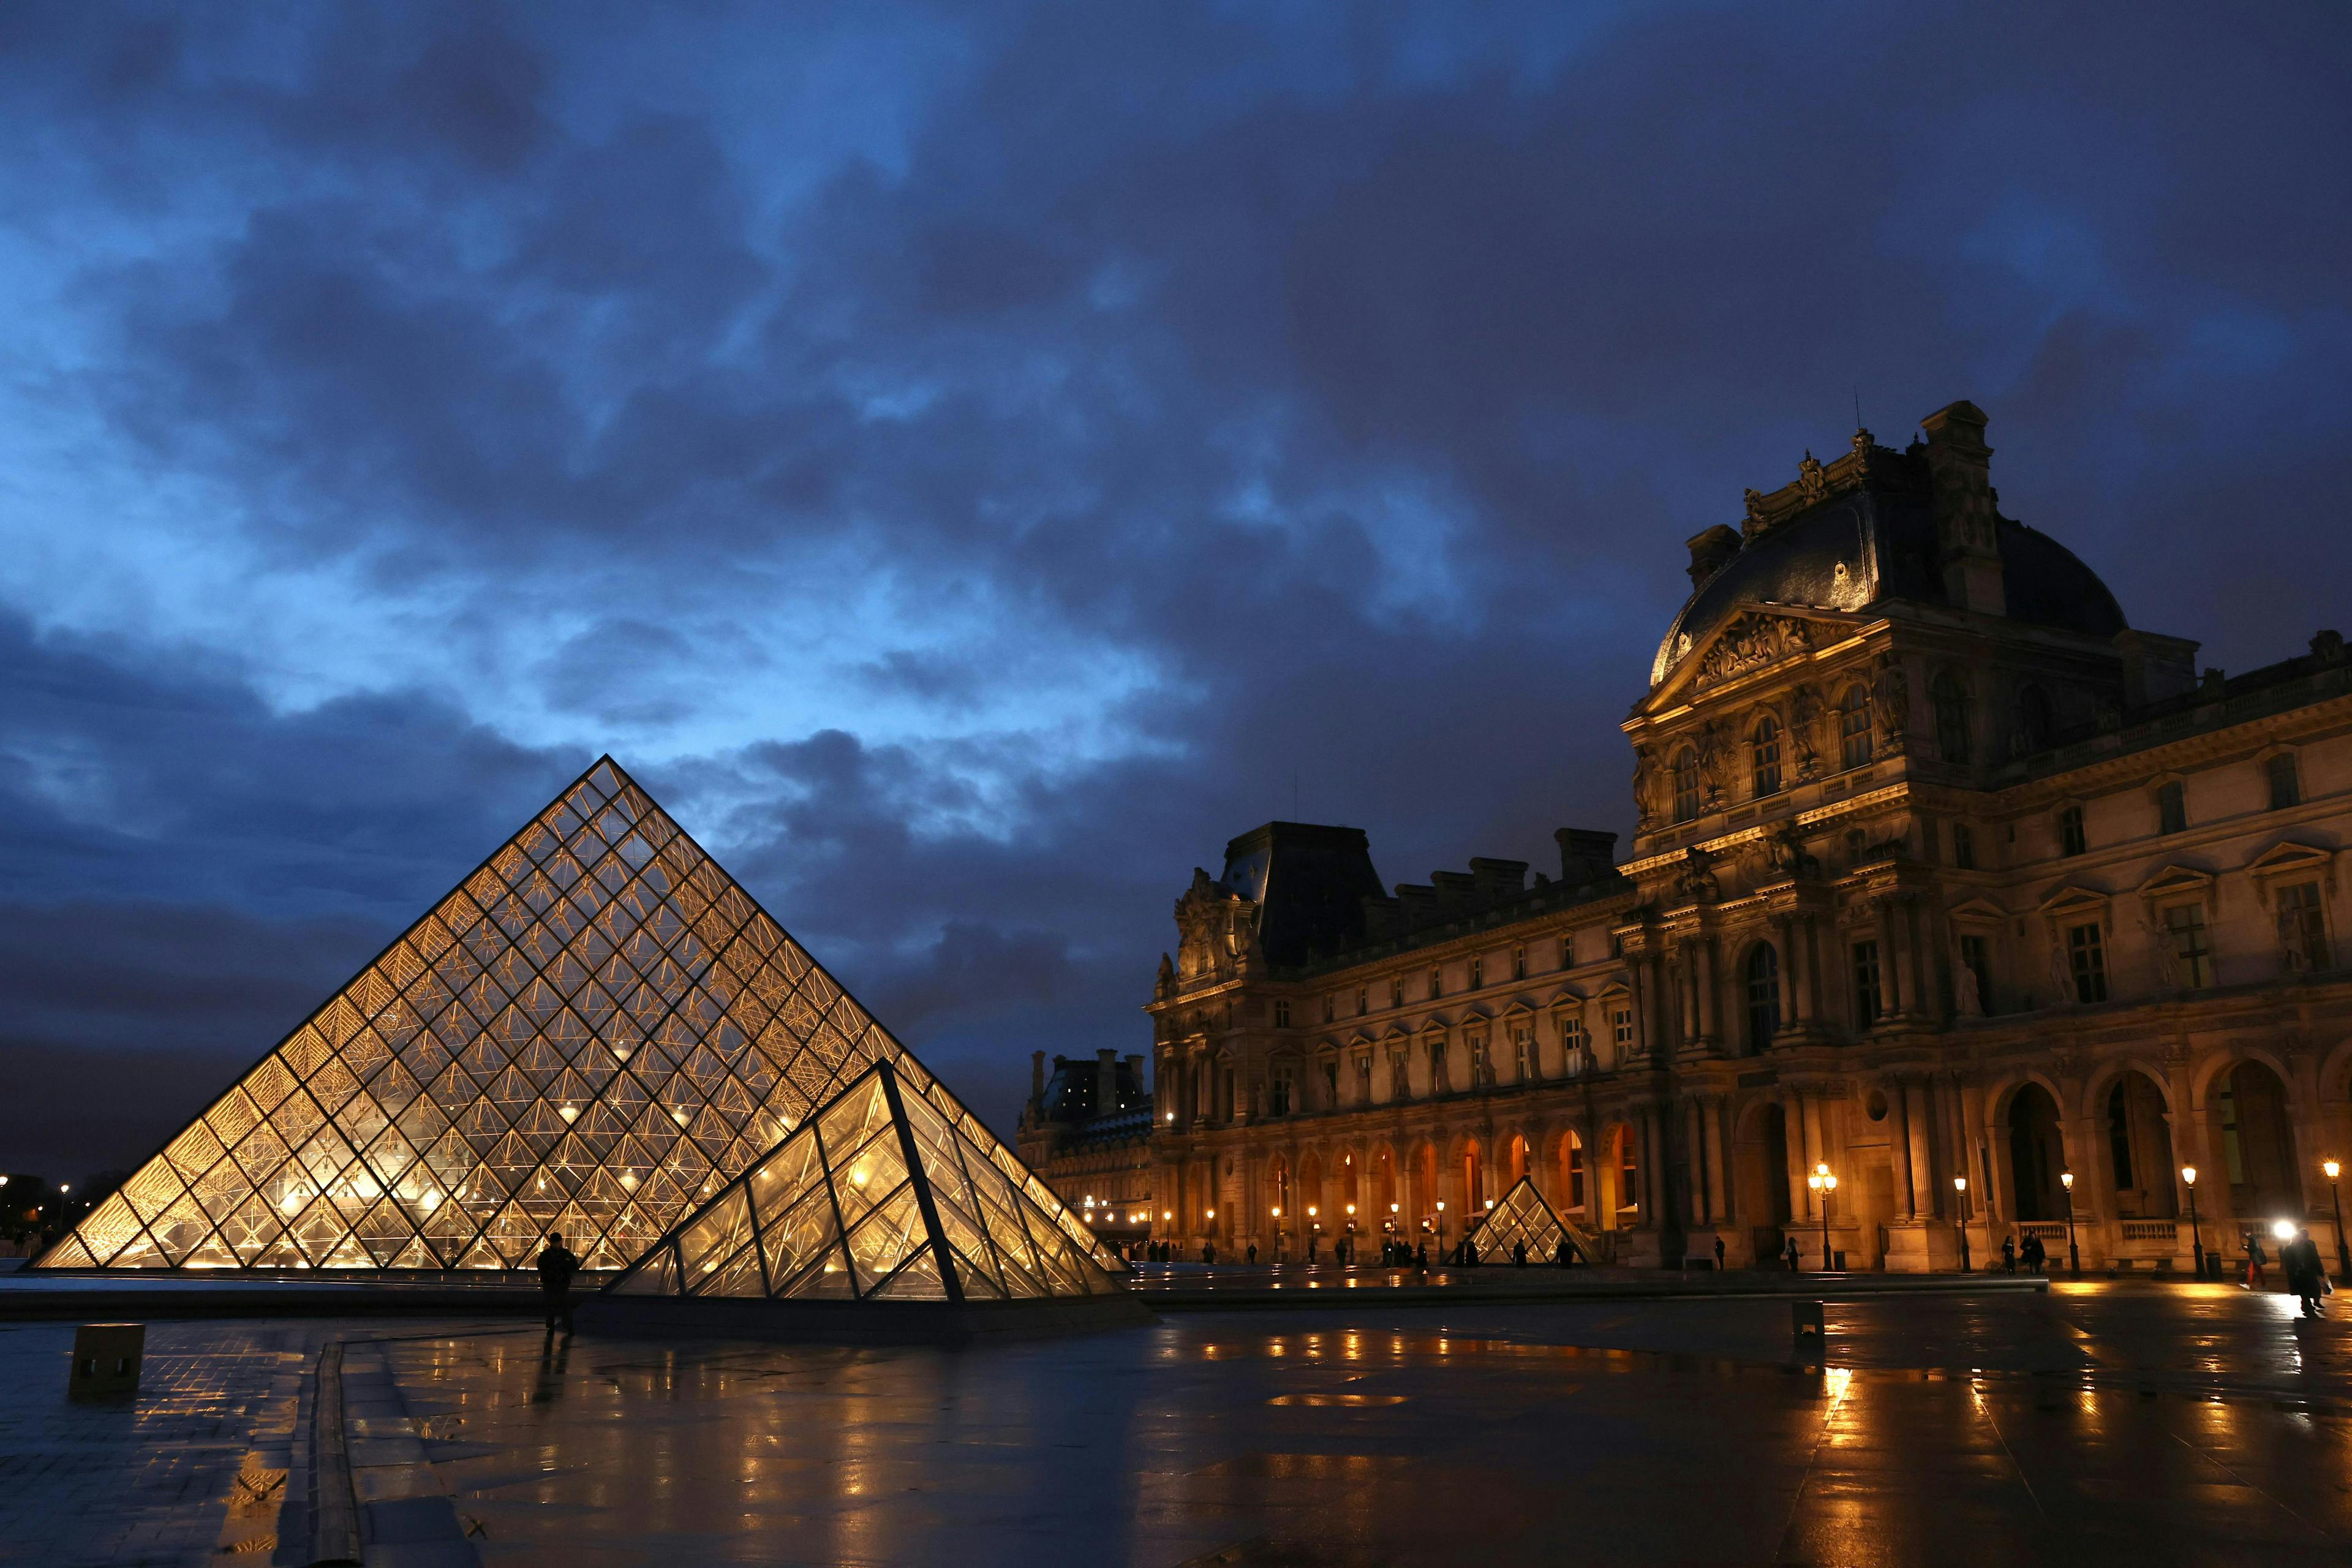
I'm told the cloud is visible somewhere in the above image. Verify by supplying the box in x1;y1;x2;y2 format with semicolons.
1;0;2348;1177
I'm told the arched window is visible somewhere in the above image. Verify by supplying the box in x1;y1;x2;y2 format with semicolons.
1838;685;1873;769
2016;684;2052;754
1932;670;1972;764
1672;747;1702;821
1751;715;1782;799
1744;942;1781;1052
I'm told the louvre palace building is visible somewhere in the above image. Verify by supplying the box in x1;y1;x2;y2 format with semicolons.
1144;399;2352;1272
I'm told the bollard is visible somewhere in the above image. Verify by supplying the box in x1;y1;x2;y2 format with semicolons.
69;1322;145;1400
1790;1300;1825;1357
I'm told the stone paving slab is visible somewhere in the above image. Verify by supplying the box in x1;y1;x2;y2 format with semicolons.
371;1288;2352;1566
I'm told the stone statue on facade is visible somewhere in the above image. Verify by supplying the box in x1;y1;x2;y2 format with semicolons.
1954;953;1983;1017
1676;845;1721;903
1787;684;1823;779
2048;937;2075;1006
1873;658;1910;755
1631;743;1660;832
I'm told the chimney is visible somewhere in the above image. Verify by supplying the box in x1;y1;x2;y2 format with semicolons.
1920;400;2005;617
1684;524;1742;587
1468;858;1529;907
1555;828;1618;885
1096;1049;1118;1118
1030;1050;1046;1107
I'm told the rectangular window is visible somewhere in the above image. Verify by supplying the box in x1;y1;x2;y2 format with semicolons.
1274;999;1291;1028
1469;956;1483;990
2267;753;2301;811
2068;922;2108;1003
1568;1142;1586;1210
2058;805;2086;857
1952;823;1976;871
2164;904;2214;989
1959;933;1992;1013
1322;994;1335;1024
1559;934;1573;970
1388;1050;1410;1101
2156;780;2187;835
1429;965;1442;1000
1270;1069;1292;1117
1611;1006;1634;1052
1513;945;1526;981
1355;1056;1372;1104
2280;881;2329;972
1390;976;1404;1009
1469;1036;1491;1086
1851;940;1882;1025
1561;1014;1588;1071
1356;987;1368;1016
1321;1061;1338;1105
1512;1029;1531;1082
1427;1039;1449;1094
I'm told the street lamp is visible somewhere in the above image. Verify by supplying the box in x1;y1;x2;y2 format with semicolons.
2182;1166;2204;1279
1806;1163;1838;1271
2059;1171;2079;1275
1953;1175;1972;1272
2326;1160;2350;1281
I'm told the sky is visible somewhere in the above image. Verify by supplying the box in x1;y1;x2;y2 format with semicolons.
3;2;2348;1179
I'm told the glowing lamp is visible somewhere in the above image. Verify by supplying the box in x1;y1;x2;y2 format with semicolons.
2327;1160;2343;1181
2273;1218;2297;1242
2180;1165;2197;1187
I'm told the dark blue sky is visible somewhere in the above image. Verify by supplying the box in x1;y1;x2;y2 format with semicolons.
4;3;2348;1176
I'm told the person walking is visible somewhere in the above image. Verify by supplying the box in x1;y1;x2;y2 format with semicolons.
1714;1236;1726;1270
2282;1226;2329;1317
1785;1235;1801;1272
536;1234;581;1336
2000;1235;2016;1275
2244;1231;2268;1289
1414;1241;1428;1275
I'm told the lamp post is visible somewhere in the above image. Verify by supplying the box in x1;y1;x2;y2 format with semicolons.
1806;1163;1837;1271
2182;1166;2204;1280
1954;1175;1972;1273
2059;1170;2080;1276
2326;1161;2350;1283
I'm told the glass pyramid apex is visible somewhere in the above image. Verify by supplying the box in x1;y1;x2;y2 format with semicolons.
1464;1175;1581;1264
608;1056;1124;1303
38;756;1121;1278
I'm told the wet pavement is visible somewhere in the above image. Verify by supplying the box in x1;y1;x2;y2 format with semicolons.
369;1281;2352;1567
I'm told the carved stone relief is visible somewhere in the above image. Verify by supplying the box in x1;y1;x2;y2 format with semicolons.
1693;614;1815;691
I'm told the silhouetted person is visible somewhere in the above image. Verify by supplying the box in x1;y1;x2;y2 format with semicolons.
1513;1240;1528;1268
1466;1239;1480;1267
1714;1236;1726;1270
1202;1241;1216;1265
2282;1227;2328;1317
1246;1240;1258;1264
1556;1238;1573;1268
2244;1232;2268;1289
2000;1235;2016;1274
2021;1234;2045;1275
1415;1242;1428;1274
1786;1236;1802;1272
537;1235;581;1336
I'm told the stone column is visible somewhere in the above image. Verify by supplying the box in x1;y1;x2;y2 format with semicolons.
1778;916;1812;1028
1891;897;1921;1019
1801;1094;1828;1217
1905;1079;1938;1216
1887;1075;1916;1219
1695;940;1720;1046
1875;900;1907;1017
1705;1096;1730;1225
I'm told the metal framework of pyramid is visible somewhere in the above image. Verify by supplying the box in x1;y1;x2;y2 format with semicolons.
607;1056;1120;1304
1466;1176;1581;1263
37;758;1120;1277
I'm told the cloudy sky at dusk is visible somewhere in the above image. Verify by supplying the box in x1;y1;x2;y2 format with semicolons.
4;2;2348;1177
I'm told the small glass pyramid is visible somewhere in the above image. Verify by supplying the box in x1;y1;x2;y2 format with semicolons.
609;1056;1121;1303
1465;1176;1583;1264
37;757;1120;1278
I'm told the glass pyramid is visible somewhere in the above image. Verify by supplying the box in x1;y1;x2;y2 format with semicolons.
608;1055;1121;1303
1465;1176;1583;1264
37;757;1121;1278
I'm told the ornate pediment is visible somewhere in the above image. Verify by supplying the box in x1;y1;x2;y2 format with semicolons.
1692;612;1817;692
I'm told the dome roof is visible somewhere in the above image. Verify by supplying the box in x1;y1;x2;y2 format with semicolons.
1650;488;2127;687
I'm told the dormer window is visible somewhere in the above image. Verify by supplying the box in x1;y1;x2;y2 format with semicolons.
1751;715;1782;798
1672;747;1702;822
1839;685;1873;769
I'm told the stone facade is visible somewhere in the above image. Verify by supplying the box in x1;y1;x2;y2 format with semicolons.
1015;1050;1154;1248
1145;401;2352;1273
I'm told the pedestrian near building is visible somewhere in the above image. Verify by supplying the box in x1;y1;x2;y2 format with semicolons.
1246;1241;1257;1264
2001;1235;2016;1274
536;1235;581;1336
1513;1240;1528;1268
1714;1236;1725;1270
2244;1231;2268;1289
2282;1227;2329;1317
1785;1236;1801;1272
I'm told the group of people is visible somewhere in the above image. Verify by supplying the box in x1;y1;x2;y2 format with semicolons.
2244;1226;2333;1317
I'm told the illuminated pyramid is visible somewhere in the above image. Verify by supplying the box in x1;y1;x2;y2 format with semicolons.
38;758;1121;1278
1465;1176;1585;1264
605;1056;1121;1305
